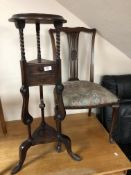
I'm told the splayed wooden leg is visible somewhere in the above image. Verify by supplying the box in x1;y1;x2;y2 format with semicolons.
11;139;32;174
56;119;81;161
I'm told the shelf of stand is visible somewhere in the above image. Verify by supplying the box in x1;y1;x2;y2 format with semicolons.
9;13;67;24
31;123;57;145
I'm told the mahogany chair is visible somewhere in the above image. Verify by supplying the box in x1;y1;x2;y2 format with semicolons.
49;27;119;152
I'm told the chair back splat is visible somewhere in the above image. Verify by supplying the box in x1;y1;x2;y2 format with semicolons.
49;27;96;82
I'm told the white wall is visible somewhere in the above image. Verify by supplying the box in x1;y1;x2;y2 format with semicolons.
57;0;131;59
1;0;131;121
95;34;131;83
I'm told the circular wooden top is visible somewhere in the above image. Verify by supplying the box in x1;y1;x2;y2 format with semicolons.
9;13;67;24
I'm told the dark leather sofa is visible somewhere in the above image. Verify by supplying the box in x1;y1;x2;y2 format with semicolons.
98;75;131;165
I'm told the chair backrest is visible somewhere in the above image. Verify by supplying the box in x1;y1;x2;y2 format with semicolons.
49;27;96;82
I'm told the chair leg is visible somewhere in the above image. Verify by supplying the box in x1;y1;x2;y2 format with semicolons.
0;99;7;135
88;108;92;116
109;105;119;143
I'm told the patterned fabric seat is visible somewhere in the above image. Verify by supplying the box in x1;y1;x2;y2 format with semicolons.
63;81;118;107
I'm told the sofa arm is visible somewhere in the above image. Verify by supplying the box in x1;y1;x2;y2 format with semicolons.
100;74;131;144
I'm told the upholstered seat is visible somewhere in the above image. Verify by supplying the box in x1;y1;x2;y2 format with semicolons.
63;81;118;107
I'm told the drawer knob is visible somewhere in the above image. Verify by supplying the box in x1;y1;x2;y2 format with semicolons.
39;67;43;72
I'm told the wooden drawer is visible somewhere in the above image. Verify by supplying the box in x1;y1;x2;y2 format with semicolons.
25;62;58;86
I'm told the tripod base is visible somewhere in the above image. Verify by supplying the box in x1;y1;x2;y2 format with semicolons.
11;122;81;174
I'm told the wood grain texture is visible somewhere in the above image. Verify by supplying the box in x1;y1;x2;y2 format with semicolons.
0;113;130;175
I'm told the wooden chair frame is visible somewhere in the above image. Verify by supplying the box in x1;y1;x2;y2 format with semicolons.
49;27;119;151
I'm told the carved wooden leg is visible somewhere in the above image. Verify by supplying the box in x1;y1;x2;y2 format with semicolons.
11;139;32;174
54;82;81;161
11;86;33;174
109;105;119;143
39;85;46;124
20;86;33;127
54;82;65;153
88;108;92;116
56;119;81;161
55;116;62;152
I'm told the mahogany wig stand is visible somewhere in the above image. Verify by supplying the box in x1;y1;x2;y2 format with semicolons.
9;13;81;174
